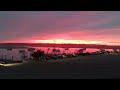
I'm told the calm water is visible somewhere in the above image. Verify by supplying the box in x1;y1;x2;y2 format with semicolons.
0;47;113;61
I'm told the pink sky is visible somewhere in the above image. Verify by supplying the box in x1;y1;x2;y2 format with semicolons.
0;11;120;45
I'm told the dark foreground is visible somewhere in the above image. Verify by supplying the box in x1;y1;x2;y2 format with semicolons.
1;53;120;79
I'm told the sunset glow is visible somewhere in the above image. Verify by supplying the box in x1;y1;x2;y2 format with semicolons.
0;11;120;46
33;39;104;44
33;39;120;46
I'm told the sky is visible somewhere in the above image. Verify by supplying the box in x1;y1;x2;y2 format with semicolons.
0;11;120;45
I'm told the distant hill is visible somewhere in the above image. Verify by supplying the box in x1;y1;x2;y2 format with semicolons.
0;43;120;49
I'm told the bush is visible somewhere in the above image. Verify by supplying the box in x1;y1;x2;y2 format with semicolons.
31;50;45;61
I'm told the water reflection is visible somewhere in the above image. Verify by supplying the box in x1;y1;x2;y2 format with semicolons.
0;47;114;61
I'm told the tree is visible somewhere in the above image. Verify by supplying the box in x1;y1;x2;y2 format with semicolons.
64;48;69;54
31;49;45;61
47;48;50;54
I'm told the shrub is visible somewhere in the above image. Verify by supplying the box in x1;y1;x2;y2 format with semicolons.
31;50;45;61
